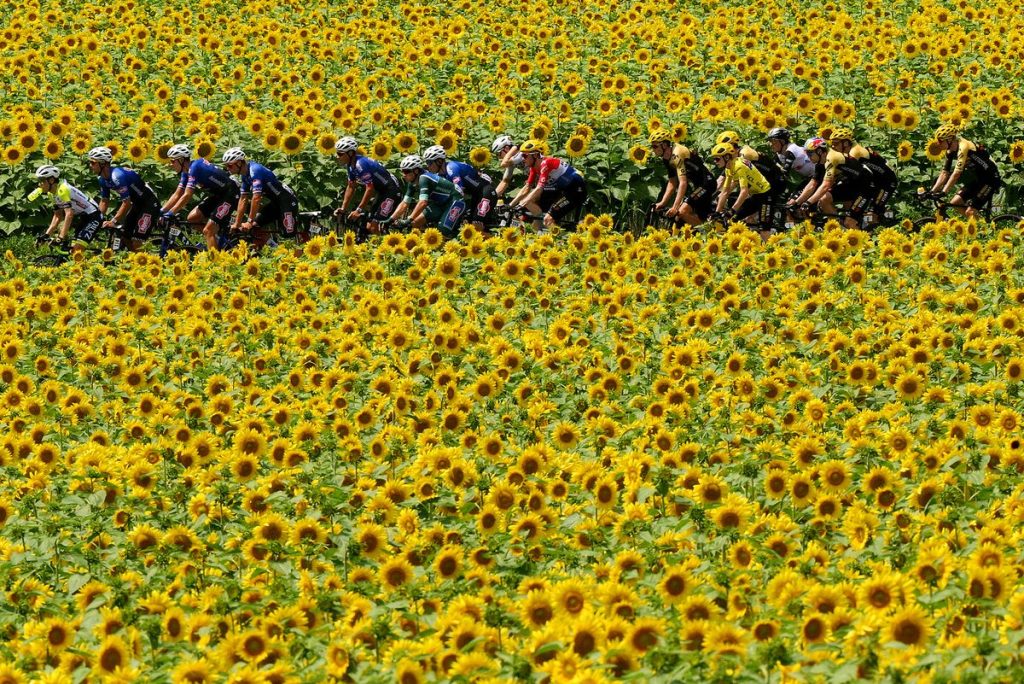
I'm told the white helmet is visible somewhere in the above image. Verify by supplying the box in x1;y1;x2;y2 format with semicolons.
35;165;60;180
167;144;191;160
491;135;514;153
422;145;447;163
87;146;113;163
334;137;358;154
399;155;425;171
222;147;247;163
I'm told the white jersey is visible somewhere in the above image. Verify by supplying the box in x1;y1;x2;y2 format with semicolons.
29;181;100;216
781;142;815;178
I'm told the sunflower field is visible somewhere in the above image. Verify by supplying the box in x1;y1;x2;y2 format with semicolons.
1;218;1024;682
4;0;1024;233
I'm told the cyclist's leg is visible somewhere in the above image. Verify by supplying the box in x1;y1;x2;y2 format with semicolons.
548;178;586;228
681;184;714;226
438;199;467;239
72;211;104;256
194;192;236;250
473;183;497;230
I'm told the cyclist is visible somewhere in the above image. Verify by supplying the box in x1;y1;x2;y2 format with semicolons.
710;143;772;237
86;146;161;251
829;127;898;226
648;131;716;226
28;165;103;253
790;138;872;230
927;124;1001;219
507;140;588;230
718;130;788;202
333;137;402;237
222;147;299;247
388;155;466;237
766;128;815;182
422;145;497;230
493;135;526;199
161;144;240;250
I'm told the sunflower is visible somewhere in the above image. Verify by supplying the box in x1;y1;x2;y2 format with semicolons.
468;146;491;167
2;146;24;166
316;133;337;155
628;145;648;167
552;422;580;450
656;566;691;604
1009;141;1024;164
95;635;130;673
42;137;63;159
887;605;931;648
281;133;304;155
565;134;588;158
897;140;913;162
393;131;418;153
379;557;413;590
437;131;458;154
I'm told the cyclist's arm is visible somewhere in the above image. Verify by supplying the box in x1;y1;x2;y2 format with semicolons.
715;176;733;212
518;185;543;209
791;179;818;205
99;198;109;216
409;199;429;223
495;166;516;197
657;175;678;209
234;193;249;230
57;207;74;240
500;147;520;168
941;169;961;194
389;198;411;221
355;184;377;213
341;179;358;211
166;187;194;215
163;186;185;213
109;198;133;226
43;210;60;238
247;193;263;224
807;178;832;204
931;171;950;195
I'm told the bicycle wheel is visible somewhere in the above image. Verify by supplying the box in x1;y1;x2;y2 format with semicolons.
992;213;1023;225
33;253;68;267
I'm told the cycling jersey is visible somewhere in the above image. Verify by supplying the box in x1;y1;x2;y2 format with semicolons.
30;181;100;216
98;167;159;204
725;157;770;195
816;150;870;186
850;145;897;190
239;162;292;200
348;155;401;193
443;160;492;195
404;172;463;207
178;158;236;194
943;139;999;182
779;143;815;177
664;145;714;188
527;157;582;190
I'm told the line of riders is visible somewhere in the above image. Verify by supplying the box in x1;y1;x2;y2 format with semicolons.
25;122;997;255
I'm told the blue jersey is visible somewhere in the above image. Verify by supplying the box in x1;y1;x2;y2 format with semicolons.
239;162;291;200
443;160;491;195
98;167;158;204
178;158;236;194
347;155;400;193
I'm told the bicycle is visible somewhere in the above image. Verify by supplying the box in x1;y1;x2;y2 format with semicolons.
156;215;207;256
911;191;1023;231
32;222;127;267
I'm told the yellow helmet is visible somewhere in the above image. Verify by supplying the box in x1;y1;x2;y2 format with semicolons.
519;139;544;154
935;124;958;141
648;130;673;145
830;127;854;142
716;130;741;146
710;142;735;158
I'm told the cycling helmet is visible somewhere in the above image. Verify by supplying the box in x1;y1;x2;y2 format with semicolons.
334;136;358;154
935;124;958;141
399;155;425;171
804;137;828;152
35;165;60;180
648;130;673;145
519;139;544;154
716;130;741;146
167;144;191;160
491;135;514;153
87;146;113;163
767;127;790;142
222;147;247;163
830;127;854;142
710;143;735;158
422;145;447;163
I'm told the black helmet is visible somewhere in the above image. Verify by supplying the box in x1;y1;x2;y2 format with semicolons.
767;127;791;142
